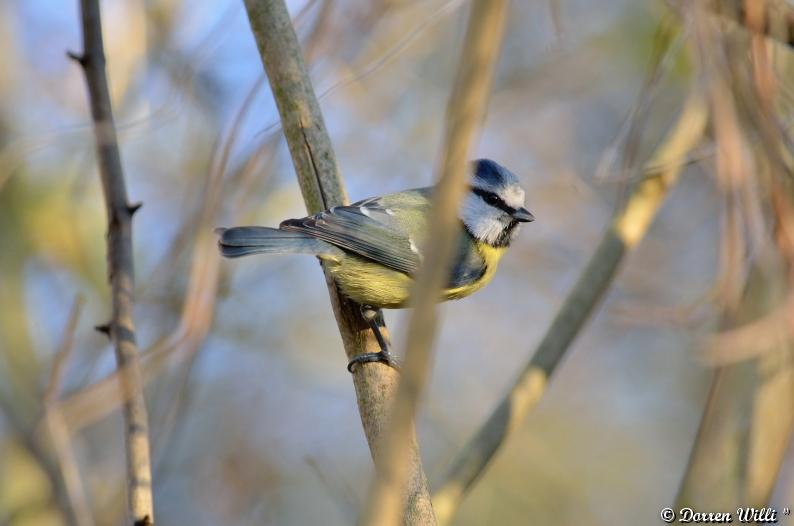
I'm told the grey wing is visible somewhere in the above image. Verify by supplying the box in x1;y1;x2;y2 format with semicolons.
279;197;423;275
447;231;487;289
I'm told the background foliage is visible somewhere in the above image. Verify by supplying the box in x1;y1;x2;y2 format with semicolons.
1;1;792;524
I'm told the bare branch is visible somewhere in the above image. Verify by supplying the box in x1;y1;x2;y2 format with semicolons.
667;0;794;49
708;0;794;49
43;296;94;526
70;1;154;523
432;91;708;525
675;2;794;508
359;2;509;526
43;297;84;407
241;0;434;522
676;267;794;509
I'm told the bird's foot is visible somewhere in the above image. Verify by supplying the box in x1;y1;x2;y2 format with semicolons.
347;350;401;373
347;305;400;373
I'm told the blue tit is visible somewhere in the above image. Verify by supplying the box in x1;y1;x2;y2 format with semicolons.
217;158;533;370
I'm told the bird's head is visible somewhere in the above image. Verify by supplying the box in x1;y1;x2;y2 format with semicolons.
460;159;534;248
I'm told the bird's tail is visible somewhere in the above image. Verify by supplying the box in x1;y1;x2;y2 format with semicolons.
216;226;338;259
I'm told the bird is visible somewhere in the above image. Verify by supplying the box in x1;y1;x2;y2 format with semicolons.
217;158;533;371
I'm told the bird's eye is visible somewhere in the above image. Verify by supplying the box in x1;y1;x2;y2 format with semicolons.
484;193;501;206
471;187;507;209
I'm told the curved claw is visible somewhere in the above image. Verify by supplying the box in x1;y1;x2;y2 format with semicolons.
347;351;401;373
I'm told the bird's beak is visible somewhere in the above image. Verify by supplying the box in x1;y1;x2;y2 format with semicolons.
511;207;535;222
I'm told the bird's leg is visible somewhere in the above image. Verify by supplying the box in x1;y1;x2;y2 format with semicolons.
347;305;401;373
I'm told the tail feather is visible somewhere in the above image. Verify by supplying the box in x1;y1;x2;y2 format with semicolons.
217;226;339;259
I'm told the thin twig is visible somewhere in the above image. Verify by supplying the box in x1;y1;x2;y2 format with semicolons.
0;295;90;526
252;0;466;142
69;1;154;523
50;126;277;436
359;2;509;526
241;0;435;522
0;393;81;526
432;91;708;526
314;0;466;103
151;75;289;480
43;297;85;407
43;296;94;526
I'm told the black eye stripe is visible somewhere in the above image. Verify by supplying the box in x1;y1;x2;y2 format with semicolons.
471;187;515;214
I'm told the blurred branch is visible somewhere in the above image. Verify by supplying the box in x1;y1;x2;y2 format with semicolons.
547;0;564;41
0;296;90;526
0;398;79;526
50;89;285;439
48;0;333;436
42;296;94;526
43;298;84;407
596;11;683;185
304;456;359;523
668;0;794;49
432;91;708;525
676;265;794;509
359;2;509;526
709;0;794;49
69;1;154;524
676;4;794;509
148;72;286;482
241;0;435;523
315;0;465;103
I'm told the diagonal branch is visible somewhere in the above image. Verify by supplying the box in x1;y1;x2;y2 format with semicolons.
42;296;94;526
359;2;509;526
69;1;154;524
432;91;708;526
668;0;794;49
241;0;434;523
709;0;794;48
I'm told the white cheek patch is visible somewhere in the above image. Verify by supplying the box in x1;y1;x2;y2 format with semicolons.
460;194;506;246
501;186;525;209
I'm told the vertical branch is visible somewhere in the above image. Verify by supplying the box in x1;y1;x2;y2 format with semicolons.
360;2;509;526
676;270;794;510
432;92;708;526
241;0;434;523
676;0;794;509
69;1;154;524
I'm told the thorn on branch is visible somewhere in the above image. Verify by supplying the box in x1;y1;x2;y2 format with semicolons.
94;322;112;338
134;515;153;526
127;202;143;216
66;50;86;66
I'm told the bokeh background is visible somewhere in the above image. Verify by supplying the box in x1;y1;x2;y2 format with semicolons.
1;0;793;525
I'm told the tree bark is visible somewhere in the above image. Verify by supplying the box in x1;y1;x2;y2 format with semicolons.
359;2;509;525
70;1;154;524
242;0;434;523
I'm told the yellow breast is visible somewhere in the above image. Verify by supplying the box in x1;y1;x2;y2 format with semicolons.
442;243;506;301
321;243;506;309
323;254;414;308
